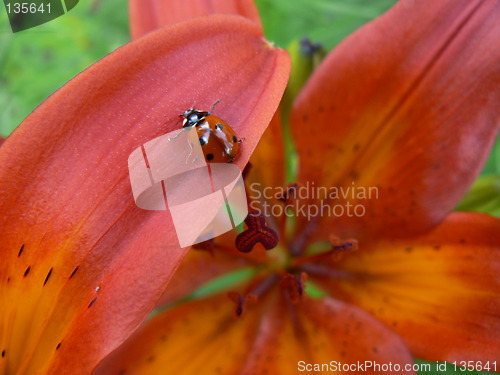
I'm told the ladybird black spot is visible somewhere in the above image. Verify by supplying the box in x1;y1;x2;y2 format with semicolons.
43;268;53;286
18;244;25;257
206;153;214;161
24;266;31;277
215;123;224;130
69;266;79;279
232;136;238;143
199;136;207;146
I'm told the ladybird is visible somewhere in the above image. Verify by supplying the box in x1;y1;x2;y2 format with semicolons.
177;100;243;163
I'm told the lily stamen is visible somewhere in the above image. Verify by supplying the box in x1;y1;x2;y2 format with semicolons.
290;237;359;267
280;272;308;304
227;291;257;317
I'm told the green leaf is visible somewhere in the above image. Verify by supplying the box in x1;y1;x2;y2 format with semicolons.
456;175;500;216
480;139;500;175
255;0;397;48
0;0;129;136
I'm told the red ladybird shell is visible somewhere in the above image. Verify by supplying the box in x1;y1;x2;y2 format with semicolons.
195;115;240;163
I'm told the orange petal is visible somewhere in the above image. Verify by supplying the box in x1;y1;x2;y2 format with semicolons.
247;111;285;190
316;212;500;362
96;293;414;374
0;16;289;374
156;247;251;306
291;0;500;238
129;0;262;39
245;112;289;234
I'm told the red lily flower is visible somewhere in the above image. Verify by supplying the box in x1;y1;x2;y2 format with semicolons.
94;0;500;374
0;11;289;375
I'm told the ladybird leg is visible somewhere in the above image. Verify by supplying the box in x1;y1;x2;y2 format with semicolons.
208;99;221;114
185;141;200;164
168;128;188;141
237;137;245;143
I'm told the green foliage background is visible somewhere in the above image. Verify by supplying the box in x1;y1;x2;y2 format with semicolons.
0;1;498;373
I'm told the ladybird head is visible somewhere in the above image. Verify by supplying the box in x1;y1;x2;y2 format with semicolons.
180;108;209;128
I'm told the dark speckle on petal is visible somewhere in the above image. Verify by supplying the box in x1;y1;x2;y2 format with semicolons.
88;297;97;308
43;268;53;286
69;266;79;279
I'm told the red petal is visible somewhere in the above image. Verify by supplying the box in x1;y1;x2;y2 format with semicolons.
292;0;500;238
0;16;289;373
96;293;414;374
129;0;262;39
316;212;500;362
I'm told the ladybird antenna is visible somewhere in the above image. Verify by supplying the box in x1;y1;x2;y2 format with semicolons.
209;99;221;114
